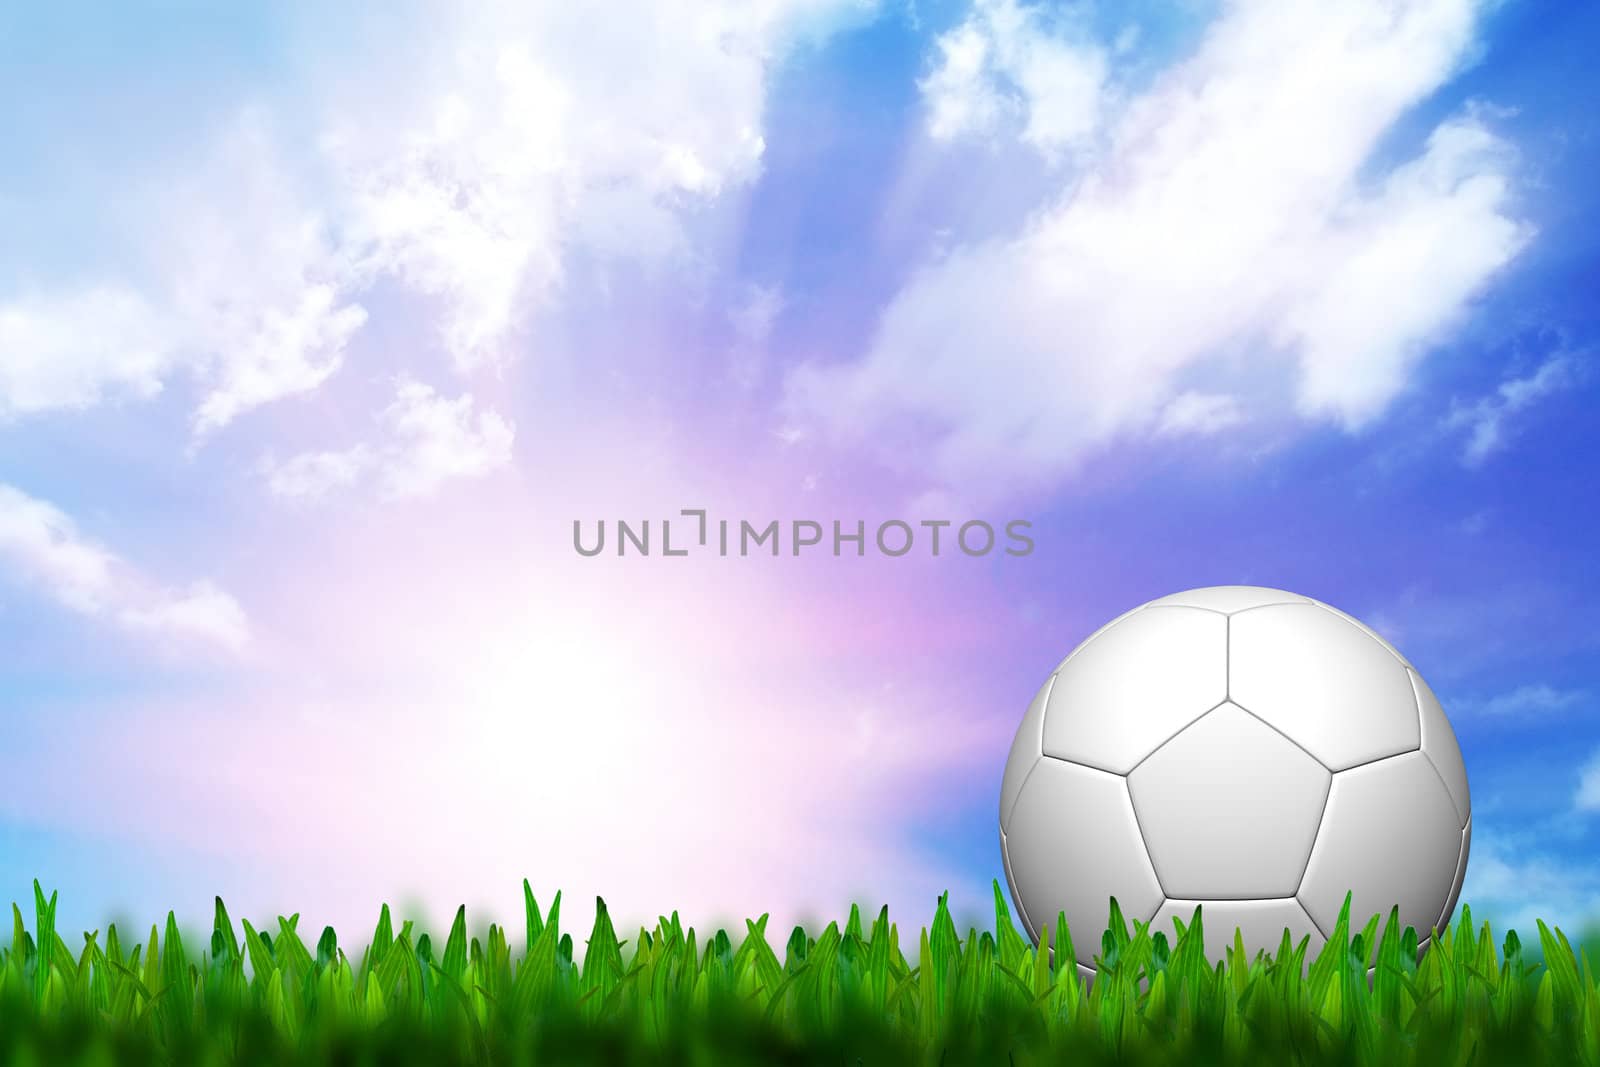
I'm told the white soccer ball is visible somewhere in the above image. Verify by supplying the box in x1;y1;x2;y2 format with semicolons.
999;585;1470;981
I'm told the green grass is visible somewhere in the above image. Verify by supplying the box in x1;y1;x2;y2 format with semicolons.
3;880;1598;1066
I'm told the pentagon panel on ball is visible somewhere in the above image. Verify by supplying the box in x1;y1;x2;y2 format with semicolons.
1150;898;1326;967
1040;605;1226;775
1002;758;1164;961
1128;702;1330;899
1297;751;1464;941
1229;603;1420;770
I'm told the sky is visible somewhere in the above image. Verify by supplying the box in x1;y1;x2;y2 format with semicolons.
2;0;1599;948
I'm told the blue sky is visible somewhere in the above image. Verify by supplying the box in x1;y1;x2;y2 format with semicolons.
2;0;1599;945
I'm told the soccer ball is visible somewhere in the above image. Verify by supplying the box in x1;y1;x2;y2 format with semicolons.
999;585;1470;981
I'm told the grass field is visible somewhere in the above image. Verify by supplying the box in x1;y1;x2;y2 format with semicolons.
3;880;1598;1066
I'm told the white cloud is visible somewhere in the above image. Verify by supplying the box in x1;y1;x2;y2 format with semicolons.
1463;829;1600;935
0;288;174;416
0;485;117;614
0;484;249;651
264;446;374;500
920;0;1108;155
188;282;367;438
1;0;872;427
923;24;1004;141
376;380;516;498
1280;118;1528;426
1445;353;1577;466
0;118;367;437
795;0;1530;497
119;581;252;653
1156;390;1244;437
1577;748;1600;814
173;118;371;437
1458;682;1586;720
265;379;514;501
325;0;872;372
